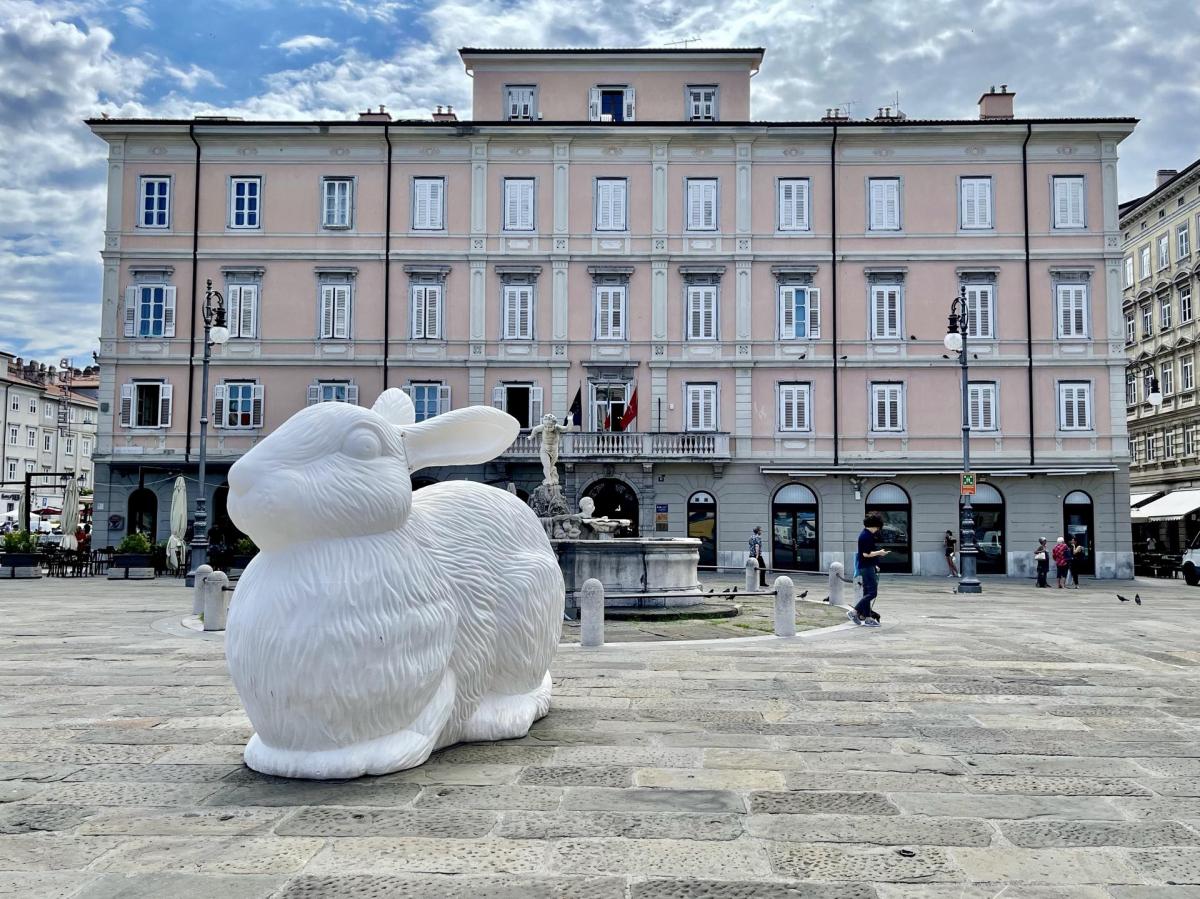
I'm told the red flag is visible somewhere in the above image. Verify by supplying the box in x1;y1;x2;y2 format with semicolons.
603;412;610;431
618;385;638;431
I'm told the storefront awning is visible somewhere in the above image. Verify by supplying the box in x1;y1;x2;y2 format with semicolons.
1130;492;1162;508
1131;488;1200;522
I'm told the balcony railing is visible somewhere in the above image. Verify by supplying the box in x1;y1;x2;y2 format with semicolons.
503;431;730;460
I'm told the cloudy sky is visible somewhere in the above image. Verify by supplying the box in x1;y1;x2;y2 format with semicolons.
2;0;1198;361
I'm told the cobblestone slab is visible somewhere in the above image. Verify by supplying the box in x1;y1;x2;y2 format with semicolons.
999;820;1200;848
274;874;626;898
631;881;878;898
518;766;633;787
948;848;1142;884
496;811;743;841
749;791;899;816
890;792;1126;819
0;833;121;870
431;744;556;765
874;886;1109;898
78;807;286;835
367;762;522;785
203;781;421;807
71;873;284;899
766;844;961;882
747;813;993;846
1131;758;1200;777
0;871;97;898
62;764;241;783
551;747;703;768
549;837;772;878
0;803;99;833
1108;887;1200;898
635;767;787;791
1126;848;1200;884
963;775;1152;796
18;782;222;807
1139;778;1200;796
959;755;1151;777
305;837;547;875
274;807;497;838
413;785;562;811
561;787;745;813
91;835;325;874
783;772;970;793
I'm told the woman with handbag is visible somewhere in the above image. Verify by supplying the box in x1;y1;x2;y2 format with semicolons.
1033;537;1049;588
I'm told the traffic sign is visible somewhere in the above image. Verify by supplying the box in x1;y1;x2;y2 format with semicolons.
960;472;976;495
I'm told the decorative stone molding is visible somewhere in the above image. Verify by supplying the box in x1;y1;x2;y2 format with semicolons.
496;265;543;282
679;265;727;279
587;265;635;283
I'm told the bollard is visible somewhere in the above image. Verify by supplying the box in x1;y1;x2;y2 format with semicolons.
580;578;604;647
745;557;759;593
202;569;231;631
193;564;212;616
828;561;846;608
773;576;796;637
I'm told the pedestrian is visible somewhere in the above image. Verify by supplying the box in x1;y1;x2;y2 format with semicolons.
1033;537;1049;588
1052;536;1072;589
850;513;889;626
944;529;959;577
1068;536;1084;588
748;526;767;588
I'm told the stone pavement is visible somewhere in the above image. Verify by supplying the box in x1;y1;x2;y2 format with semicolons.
0;574;1199;897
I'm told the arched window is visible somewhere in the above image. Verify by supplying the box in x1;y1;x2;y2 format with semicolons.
865;483;910;573
772;483;819;571
1063;490;1095;576
127;487;158;543
687;491;717;567
582;478;639;537
962;483;1005;574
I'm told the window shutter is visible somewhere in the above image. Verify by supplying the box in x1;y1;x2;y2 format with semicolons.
504;287;517;338
870;181;886;228
687;182;701;230
159;383;172;428
241;285;257;338
1069;179;1083;226
611;287;623;337
779;181;795;229
623;87;635;121
124;287;138;337
872;288;886;337
119;384;133;426
251;383;264;428
307;384;320;406
597;180;612;230
414;179;429;229
796;180;809;230
162;287;177;337
779;287;796;339
321;286;334;338
213;383;226;429
808;288;821;339
1071;286;1085;336
611;179;626;230
426;286;440;339
226;286;241;338
588;88;601;121
688;388;701;430
411;286;426;338
333;286;349;338
438;385;451;415
1057;285;1071;336
978;178;992;227
492;385;506;410
519;287;531;338
703;181;715;229
530;386;543;423
519;181;533;230
962;179;977;227
884;181;899;229
703;287;715;338
429;180;443;229
780;387;795;430
797;387;809;430
1054;179;1070;226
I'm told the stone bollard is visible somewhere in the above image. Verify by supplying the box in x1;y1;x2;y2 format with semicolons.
745;557;759;593
580;578;604;648
828;561;846;608
193;564;212;616
773;576;796;637
202;569;231;631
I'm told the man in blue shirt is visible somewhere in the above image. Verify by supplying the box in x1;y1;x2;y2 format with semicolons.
852;513;888;626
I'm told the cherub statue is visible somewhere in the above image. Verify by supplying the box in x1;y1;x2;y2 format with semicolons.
529;412;568;487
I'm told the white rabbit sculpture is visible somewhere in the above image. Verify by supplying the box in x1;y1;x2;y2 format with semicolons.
224;388;564;779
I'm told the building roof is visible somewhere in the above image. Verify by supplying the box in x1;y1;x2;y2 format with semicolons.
1119;153;1200;222
459;47;765;55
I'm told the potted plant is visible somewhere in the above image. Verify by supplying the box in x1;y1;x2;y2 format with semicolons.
229;536;258;578
1;531;42;579
108;532;156;580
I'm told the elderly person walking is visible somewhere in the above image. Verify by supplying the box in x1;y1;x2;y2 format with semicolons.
1052;537;1073;589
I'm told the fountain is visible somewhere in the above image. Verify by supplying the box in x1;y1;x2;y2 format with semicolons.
526;415;702;615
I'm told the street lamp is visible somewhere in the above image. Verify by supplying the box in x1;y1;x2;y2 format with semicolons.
186;279;228;586
945;287;981;594
1131;362;1163;409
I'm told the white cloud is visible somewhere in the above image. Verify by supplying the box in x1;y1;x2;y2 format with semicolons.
162;62;222;91
278;34;336;54
122;2;151;28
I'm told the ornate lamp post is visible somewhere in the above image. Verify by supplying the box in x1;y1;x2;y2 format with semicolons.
186;280;229;586
944;287;981;594
1130;362;1163;410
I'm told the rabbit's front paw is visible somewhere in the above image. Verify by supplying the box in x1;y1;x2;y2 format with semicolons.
456;671;553;744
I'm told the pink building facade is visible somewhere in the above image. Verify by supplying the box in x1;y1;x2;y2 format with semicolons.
87;48;1136;577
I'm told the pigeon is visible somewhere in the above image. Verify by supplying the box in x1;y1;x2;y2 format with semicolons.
1117;594;1131;602
1135;593;1142;606
799;590;809;599
731;586;738;593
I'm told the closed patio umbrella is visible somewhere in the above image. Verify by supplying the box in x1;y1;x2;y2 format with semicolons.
167;476;188;569
60;479;80;550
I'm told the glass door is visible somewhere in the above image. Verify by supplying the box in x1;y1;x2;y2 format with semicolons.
772;506;819;571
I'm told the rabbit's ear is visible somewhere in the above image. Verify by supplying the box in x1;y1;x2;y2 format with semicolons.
373;388;415;426
402;406;520;473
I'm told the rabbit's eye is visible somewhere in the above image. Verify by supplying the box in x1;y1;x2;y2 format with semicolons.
343;429;381;460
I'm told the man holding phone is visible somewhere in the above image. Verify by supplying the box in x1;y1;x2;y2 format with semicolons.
851;513;888;626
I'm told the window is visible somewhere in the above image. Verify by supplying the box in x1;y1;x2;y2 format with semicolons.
6;424;16;444
120;381;172;429
595;285;626;340
65;436;74;455
307;381;359;405
1058;382;1091;431
321;177;353;228
1185;356;1195;392
685;383;717;431
9;394;17;412
44;404;53;420
27;397;35;413
413;178;445;230
1056;283;1087;338
42;432;52;452
226;284;258;339
82;438;91;458
1125;371;1137;406
778;383;811;432
68;407;76;423
320;284;351;339
964;283;994;339
138;176;170;228
503;178;535;231
26;427;35;447
5;461;13;481
1182;284;1193;323
1124;257;1134;287
1161;293;1173;331
1125;313;1135;345
124;284;177;338
870;284;902;339
778;179;810;231
870;382;904;431
410;284;441;340
1187;428;1197;456
1142;304;1153;339
1141;246;1152;279
1166;430;1177;460
687;85;717;121
968;382;997;431
1147;434;1158;462
686;285;717;340
960;177;993;229
502;284;533;340
505;85;536;121
494;383;543;430
686;179;718;231
1180;223;1192;259
1161;360;1175;397
778;286;821;339
595;178;627;231
589;86;634;122
229;177;261;229
1052;176;1085;228
214;381;263;429
868;178;901;231
407;382;451;422
1158;234;1170;270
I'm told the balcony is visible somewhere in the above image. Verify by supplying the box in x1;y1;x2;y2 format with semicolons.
503;431;731;461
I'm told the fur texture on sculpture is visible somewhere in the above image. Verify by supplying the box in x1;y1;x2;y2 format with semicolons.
224;388;564;779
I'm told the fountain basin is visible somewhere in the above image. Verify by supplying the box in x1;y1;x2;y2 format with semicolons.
554;537;703;614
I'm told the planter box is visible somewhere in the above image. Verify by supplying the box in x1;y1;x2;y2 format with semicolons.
107;553;156;580
1;552;42;579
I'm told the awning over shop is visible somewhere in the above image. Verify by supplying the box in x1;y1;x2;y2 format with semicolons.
1131;488;1200;522
1130;492;1162;508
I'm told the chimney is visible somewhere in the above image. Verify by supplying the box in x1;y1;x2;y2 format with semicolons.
432;104;458;123
821;107;850;123
978;84;1014;120
1157;169;1179;188
873;106;906;122
357;105;392;122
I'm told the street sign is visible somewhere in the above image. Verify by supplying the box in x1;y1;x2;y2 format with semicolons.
960;473;976;496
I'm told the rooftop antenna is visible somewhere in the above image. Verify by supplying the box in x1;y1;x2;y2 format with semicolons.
664;36;702;48
839;99;859;118
891;91;902;114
